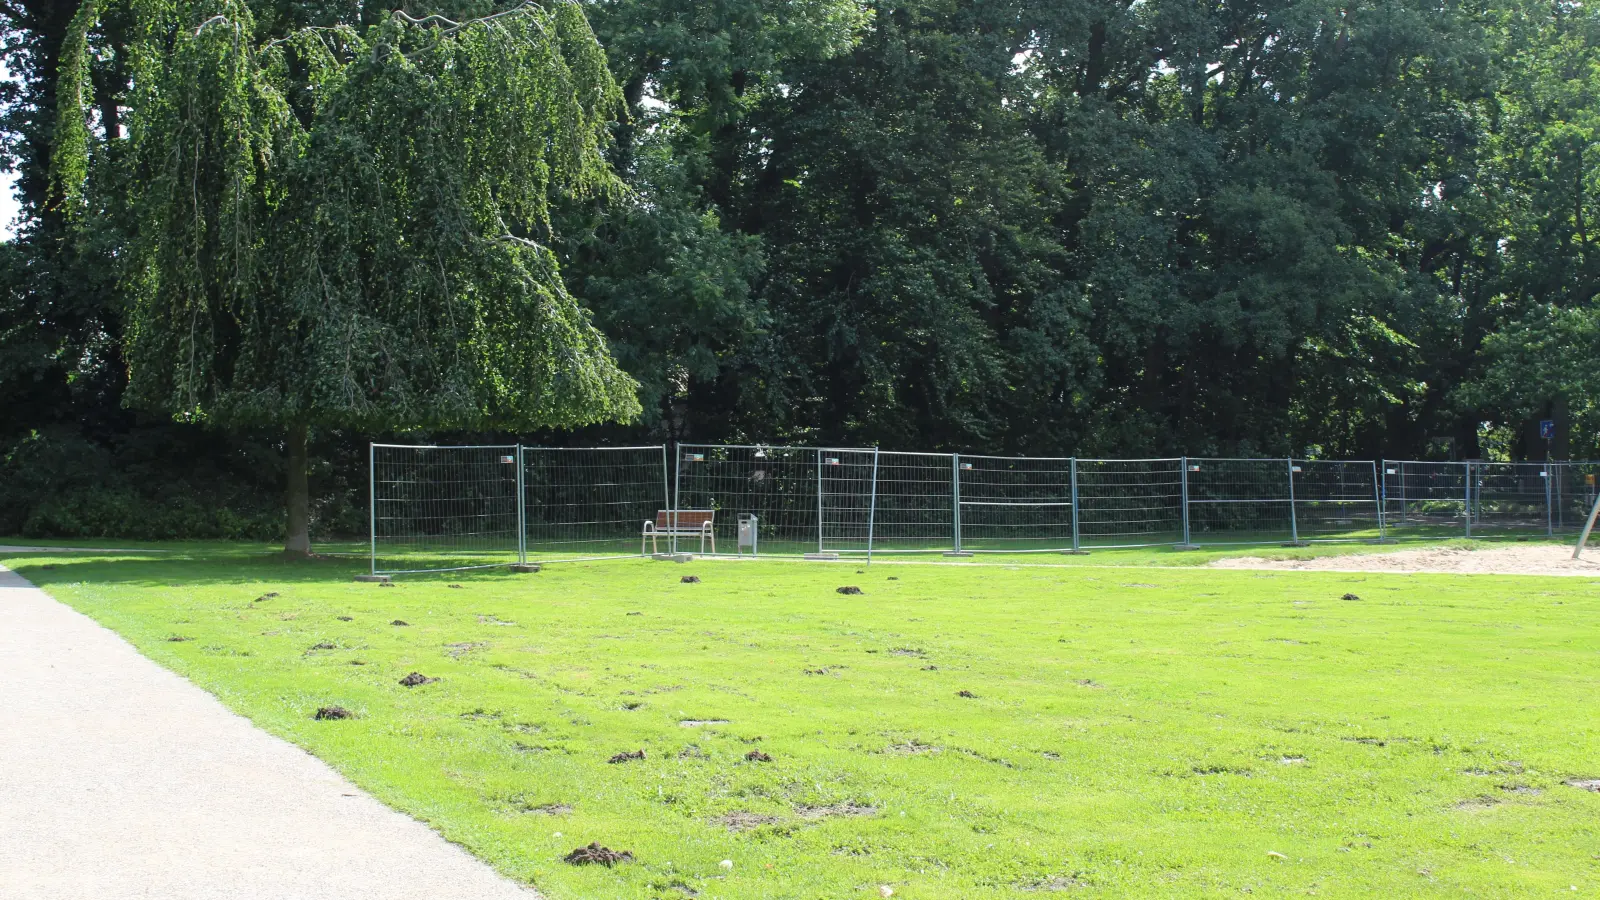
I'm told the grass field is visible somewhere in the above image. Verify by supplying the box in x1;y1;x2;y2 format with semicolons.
6;544;1600;897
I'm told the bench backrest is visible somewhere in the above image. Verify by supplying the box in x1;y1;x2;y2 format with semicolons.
655;509;715;530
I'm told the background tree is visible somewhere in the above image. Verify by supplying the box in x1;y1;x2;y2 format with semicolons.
51;0;641;554
4;0;1600;542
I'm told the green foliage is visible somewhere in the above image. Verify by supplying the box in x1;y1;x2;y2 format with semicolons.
50;0;97;217
7;0;1600;543
55;0;641;432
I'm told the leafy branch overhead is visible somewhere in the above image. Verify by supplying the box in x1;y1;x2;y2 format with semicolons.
53;0;642;431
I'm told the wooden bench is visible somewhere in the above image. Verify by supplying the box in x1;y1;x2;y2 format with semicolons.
642;510;716;555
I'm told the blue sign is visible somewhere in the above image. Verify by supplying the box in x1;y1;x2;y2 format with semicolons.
1539;419;1556;439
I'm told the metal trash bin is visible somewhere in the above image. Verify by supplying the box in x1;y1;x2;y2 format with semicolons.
737;514;758;556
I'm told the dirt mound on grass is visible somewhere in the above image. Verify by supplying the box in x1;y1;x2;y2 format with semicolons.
398;672;437;687
608;749;646;764
797;802;877;820
1209;544;1600;576
314;706;354;720
837;586;862;595
716;811;781;831
562;843;633;866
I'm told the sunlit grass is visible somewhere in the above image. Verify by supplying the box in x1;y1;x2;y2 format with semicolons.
7;544;1599;898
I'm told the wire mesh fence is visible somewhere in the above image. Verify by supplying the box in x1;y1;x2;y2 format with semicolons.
1185;458;1294;544
1552;462;1600;531
372;443;1599;573
955;455;1077;552
1075;459;1184;548
873;452;956;553
371;444;667;574
819;449;879;556
673;444;830;556
523;446;669;561
1468;462;1551;535
1293;460;1382;540
371;444;522;573
1381;460;1469;538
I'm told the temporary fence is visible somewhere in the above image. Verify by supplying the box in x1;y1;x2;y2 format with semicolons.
372;443;1596;572
1381;460;1600;539
371;444;667;574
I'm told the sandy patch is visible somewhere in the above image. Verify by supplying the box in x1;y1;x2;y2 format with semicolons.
1208;544;1600;577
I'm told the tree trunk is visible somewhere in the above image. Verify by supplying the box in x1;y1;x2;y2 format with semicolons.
285;423;311;557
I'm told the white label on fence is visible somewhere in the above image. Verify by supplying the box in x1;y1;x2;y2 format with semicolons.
825;457;840;465
960;463;973;470
1386;468;1396;474
1291;466;1302;473
1188;465;1200;472
499;455;515;464
685;453;705;462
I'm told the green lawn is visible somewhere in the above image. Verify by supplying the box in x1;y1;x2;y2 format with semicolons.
6;544;1600;897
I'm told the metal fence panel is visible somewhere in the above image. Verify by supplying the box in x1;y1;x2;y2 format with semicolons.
1186;458;1293;544
371;444;521;574
523;446;669;561
1075;459;1183;548
956;455;1077;552
674;444;830;555
873;452;957;553
1292;459;1381;541
1553;462;1600;531
1468;461;1552;535
1382;460;1468;538
817;449;879;555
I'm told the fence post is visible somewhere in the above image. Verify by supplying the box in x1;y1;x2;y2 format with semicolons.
515;445;527;565
952;453;962;552
1070;457;1081;552
1464;461;1473;539
1545;461;1554;537
1180;456;1193;548
1286;457;1300;543
659;445;671;556
817;448;825;554
672;444;682;556
368;443;377;576
867;448;880;564
1374;460;1386;542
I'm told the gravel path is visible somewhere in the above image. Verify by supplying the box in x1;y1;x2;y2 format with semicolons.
1208;543;1600;577
0;565;540;900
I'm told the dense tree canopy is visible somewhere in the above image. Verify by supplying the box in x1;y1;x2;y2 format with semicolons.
1;0;1598;540
41;0;643;549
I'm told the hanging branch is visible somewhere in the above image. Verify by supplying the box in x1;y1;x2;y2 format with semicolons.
55;0;639;433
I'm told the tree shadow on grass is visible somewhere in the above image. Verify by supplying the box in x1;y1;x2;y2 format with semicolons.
0;545;535;589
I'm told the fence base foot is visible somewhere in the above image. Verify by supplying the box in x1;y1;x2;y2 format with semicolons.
804;552;840;561
1173;544;1201;551
652;553;694;563
942;551;974;558
1060;550;1091;555
510;563;541;573
1281;541;1311;548
355;574;391;583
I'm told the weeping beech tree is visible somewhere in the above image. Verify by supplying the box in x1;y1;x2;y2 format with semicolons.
54;0;641;555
